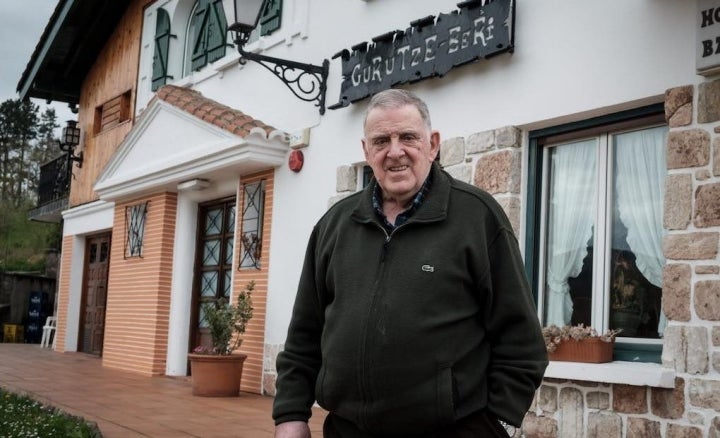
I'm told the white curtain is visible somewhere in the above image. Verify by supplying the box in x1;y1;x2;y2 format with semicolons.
614;126;668;336
545;140;596;326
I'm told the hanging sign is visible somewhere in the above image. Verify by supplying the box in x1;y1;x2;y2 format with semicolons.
329;0;514;110
697;0;720;75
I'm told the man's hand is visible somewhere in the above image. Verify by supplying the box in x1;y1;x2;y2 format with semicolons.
274;421;311;438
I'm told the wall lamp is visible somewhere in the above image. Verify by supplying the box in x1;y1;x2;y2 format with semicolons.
228;0;329;115
58;120;83;168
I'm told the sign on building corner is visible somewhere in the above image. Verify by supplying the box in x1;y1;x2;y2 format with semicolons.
697;0;720;75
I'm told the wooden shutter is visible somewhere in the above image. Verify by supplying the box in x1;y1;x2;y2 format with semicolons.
190;0;227;71
206;0;228;64
260;0;282;36
152;9;173;91
190;0;210;71
94;91;131;134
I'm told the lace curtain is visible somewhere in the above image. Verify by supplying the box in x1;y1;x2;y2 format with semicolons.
614;126;668;336
545;140;596;326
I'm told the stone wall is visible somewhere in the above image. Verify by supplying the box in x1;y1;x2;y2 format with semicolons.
440;126;523;237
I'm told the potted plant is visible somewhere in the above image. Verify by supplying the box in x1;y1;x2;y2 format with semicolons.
188;280;254;396
542;324;621;363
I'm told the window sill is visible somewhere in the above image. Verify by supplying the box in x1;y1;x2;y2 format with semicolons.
544;360;675;388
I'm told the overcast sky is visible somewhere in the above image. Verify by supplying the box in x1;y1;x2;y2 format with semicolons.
1;1;75;128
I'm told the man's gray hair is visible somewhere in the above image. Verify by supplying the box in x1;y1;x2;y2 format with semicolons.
363;89;432;131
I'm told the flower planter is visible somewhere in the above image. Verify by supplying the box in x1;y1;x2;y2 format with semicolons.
188;353;247;397
548;338;614;363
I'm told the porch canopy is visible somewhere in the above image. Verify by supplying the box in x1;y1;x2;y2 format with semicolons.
95;85;289;201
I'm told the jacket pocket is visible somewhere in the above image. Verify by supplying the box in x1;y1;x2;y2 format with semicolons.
314;365;328;407
315;359;361;416
436;363;456;424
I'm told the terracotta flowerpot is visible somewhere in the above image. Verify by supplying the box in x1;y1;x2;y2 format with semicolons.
548;338;614;363
188;353;247;397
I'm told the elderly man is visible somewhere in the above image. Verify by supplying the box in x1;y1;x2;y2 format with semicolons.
273;89;547;438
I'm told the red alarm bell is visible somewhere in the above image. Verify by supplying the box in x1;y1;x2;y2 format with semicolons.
288;150;304;172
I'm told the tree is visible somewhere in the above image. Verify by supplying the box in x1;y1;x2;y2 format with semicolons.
0;99;39;207
28;108;60;196
0;99;60;272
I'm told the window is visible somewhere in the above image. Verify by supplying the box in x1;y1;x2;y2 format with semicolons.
239;181;265;269
94;91;131;134
528;105;667;359
152;9;174;91
125;202;149;258
186;0;228;73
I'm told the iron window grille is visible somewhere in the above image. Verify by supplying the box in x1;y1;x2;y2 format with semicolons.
125;202;149;258
239;180;265;269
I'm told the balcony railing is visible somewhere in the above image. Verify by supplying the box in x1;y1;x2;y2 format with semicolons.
28;155;70;223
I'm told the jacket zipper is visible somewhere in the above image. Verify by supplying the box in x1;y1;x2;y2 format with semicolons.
360;223;406;430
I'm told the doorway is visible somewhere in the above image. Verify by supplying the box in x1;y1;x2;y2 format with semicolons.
79;233;111;355
189;198;236;352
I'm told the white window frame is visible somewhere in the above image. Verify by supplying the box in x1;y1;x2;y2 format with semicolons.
536;124;667;347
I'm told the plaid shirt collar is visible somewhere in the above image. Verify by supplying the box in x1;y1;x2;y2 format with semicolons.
372;173;432;232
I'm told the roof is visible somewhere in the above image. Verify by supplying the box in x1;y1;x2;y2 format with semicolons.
16;0;131;105
155;85;279;137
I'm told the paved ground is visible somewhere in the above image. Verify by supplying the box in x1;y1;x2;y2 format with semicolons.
0;344;327;437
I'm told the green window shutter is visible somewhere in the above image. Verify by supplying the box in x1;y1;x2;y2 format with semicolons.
206;0;228;64
259;0;282;36
152;9;173;91
190;0;210;71
190;0;227;71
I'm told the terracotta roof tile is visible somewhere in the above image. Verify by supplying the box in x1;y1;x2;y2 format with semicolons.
154;85;279;138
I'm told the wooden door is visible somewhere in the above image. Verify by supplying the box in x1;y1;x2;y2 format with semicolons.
80;233;111;355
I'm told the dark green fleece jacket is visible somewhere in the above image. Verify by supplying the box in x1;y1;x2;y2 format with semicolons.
273;164;547;435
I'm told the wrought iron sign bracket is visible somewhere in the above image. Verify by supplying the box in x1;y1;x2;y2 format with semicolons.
233;32;329;115
68;149;84;169
58;142;83;169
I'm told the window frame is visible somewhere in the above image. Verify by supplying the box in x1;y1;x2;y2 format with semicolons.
526;103;666;363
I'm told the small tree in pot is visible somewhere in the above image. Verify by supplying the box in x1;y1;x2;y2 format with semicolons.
189;280;254;396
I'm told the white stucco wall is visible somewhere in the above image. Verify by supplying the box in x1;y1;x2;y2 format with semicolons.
136;0;703;346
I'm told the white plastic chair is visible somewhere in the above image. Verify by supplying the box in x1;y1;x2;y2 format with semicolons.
40;316;57;348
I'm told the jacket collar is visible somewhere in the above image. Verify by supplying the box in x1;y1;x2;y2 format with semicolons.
351;162;449;225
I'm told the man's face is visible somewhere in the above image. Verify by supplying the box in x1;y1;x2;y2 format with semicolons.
362;104;440;204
